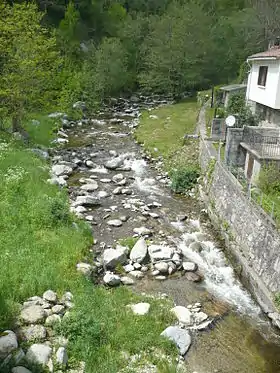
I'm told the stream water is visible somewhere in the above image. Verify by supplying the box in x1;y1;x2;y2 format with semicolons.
56;98;280;373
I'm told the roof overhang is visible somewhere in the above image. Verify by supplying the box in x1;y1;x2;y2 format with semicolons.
247;57;277;62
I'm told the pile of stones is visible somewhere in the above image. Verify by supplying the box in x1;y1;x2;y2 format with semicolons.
0;290;84;373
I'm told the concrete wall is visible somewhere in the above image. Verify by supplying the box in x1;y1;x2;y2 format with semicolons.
211;118;226;140
225;128;246;167
200;138;280;314
247;60;280;109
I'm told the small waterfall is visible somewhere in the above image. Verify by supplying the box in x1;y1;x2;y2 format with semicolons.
178;226;260;316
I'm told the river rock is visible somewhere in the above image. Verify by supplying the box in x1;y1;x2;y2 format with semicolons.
121;276;135;285
133;227;152;236
130;303;150;315
129;238;148;263
185;272;202;282
148;245;174;262
43;290;57;303
154;262;169;273
85;160;95;168
107;219;123;227
80;182;98;191
160;326;191;356
26;343;52;366
45;314;61;326
112;173;124;183
0;330;18;360
103;248;127;268
129;270;144;279
193;312;208;324
52;305;65;314
171;306;193;326
20;305;45;324
103;272;121;286
182;262;198;272
52;164;73;177
48;176;67;187
74;195;101;207
113;187;122;195
105;158;123;170
56;346;68;366
124;264;134;273
12;367;32;373
75;206;87;213
76;262;92;276
20;325;47;342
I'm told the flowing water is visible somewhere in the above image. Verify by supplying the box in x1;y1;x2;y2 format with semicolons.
57;98;280;373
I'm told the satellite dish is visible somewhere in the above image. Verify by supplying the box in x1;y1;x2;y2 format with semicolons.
225;115;236;127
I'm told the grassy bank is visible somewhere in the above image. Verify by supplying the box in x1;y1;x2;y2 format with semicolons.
0;121;178;372
135;99;200;193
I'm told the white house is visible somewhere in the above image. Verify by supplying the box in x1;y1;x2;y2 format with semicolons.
246;46;280;126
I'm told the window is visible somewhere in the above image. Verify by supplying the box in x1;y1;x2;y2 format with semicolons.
258;66;268;87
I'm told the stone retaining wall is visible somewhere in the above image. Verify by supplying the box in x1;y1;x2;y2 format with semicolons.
200;138;280;316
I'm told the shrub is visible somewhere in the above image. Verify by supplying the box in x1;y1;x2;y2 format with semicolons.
258;162;280;194
170;166;200;193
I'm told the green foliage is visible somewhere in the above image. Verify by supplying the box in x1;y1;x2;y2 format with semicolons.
275;293;280;309
170;166;200;194
118;236;138;250
227;92;259;127
258;162;280;194
0;2;61;128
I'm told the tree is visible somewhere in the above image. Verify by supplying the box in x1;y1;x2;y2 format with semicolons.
0;2;61;130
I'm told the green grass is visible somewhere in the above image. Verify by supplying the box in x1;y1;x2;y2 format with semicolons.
205;106;215;137
0;132;178;372
135;100;199;172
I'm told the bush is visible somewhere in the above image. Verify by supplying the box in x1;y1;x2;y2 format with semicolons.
258;162;280;194
170;166;200;193
227;92;259;127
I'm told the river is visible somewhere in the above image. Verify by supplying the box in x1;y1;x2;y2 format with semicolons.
55;97;280;373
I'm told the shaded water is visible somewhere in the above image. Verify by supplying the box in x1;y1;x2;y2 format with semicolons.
60;103;280;373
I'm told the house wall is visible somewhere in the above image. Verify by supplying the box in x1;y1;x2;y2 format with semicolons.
246;60;280;109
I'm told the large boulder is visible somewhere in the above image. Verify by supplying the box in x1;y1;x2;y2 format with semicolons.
148;245;174;262
73;195;101;207
130;238;148;264
0;330;18;360
105;158;123;170
160;326;191;356
20;305;45;324
103;248;127;268
12;367;32;373
26;344;52;366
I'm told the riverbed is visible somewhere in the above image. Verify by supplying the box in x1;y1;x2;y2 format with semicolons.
54;97;280;373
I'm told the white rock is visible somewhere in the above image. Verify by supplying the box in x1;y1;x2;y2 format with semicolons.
129;270;144;279
20;305;45;324
130;303;150;315
124;264;134;273
56;346;68;366
85;160;94;167
112;174;124;183
100;178;111;183
121;276;135;285
160;326;191;356
61;292;73;303
52;305;65;314
129;238;148;264
107;219;123;227
148;245;174;262
105;158;123;170
26;343;52;366
45;314;61;326
98;191;109;198
133;227;152;236
113;187;122;195
76;262;92;276
171;306;193;326
103;272;121;286
52;164;72;177
12;367;32;373
80;182;98;191
48;176;67;187
152;270;160;276
43;290;57;303
155;275;167;281
154;262;169;273
74;195;101;207
103;248;127;268
0;330;18;359
75;206;87;213
193;311;208;324
20;325;47;342
133;262;142;270
182;262;197;272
